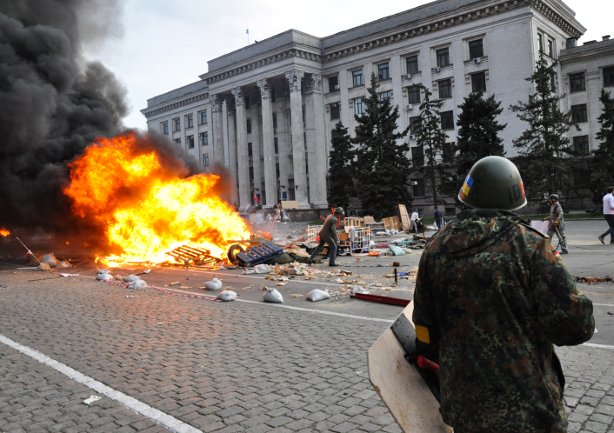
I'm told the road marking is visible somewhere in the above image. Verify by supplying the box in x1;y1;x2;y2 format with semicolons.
583;342;614;350
0;334;203;433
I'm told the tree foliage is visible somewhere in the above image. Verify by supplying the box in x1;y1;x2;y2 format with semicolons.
352;75;411;219
510;53;577;200
456;92;506;179
327;122;355;209
590;89;614;195
413;86;448;207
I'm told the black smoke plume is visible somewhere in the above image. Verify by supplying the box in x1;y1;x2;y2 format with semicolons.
0;0;128;232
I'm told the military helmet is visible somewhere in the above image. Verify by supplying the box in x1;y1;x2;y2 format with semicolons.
334;207;345;215
549;194;559;201
458;156;527;211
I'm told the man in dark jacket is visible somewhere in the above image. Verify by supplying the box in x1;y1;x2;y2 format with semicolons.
413;156;594;433
308;207;344;266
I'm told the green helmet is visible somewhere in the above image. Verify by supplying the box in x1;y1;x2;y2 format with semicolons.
458;156;527;211
334;207;345;216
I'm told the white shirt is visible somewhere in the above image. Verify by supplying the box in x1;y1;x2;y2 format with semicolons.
603;193;614;215
411;211;419;221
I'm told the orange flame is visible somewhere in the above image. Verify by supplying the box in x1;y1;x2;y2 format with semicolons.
0;228;10;237
64;132;250;265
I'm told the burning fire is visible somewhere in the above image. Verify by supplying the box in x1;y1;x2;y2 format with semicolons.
0;228;10;237
64;132;251;265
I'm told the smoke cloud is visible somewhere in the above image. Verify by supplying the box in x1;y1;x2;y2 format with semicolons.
0;0;128;232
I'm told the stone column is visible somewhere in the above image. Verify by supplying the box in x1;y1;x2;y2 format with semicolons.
304;74;328;208
285;70;309;208
257;79;277;208
211;96;224;165
231;88;250;209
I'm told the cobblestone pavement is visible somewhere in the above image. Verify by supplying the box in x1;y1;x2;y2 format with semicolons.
0;268;613;433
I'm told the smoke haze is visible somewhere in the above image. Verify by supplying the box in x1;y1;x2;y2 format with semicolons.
0;0;128;232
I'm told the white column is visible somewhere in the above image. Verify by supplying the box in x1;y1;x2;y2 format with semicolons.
304;74;328;208
211;96;224;165
257;79;276;208
285;70;309;208
231;88;250;209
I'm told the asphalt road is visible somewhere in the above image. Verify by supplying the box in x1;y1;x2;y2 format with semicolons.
0;219;612;433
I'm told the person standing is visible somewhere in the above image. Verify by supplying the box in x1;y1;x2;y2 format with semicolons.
308;207;344;266
413;156;594;433
598;186;614;245
433;207;443;230
410;209;419;233
546;194;568;254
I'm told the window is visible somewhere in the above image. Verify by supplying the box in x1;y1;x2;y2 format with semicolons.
538;33;544;53
408;86;421;104
186;135;195;149
246;118;252;134
352;69;364;87
202;153;210;167
468;39;483;59
245;96;250;110
354;98;365;115
471;72;486;93
410;178;425;196
174;138;181;146
548;39;554;57
199;132;208;146
569;72;585;92
436;48;450;67
173;117;180;132
379;90;393;101
440;111;454;130
198;110;208;125
185;113;194;129
573;135;589;155
377;62;390;81
274;137;279;154
438;79;452;99
443;142;455;163
272;112;278;131
411;146;424;166
604;66;614;87
161;121;169;135
409;116;420;134
328;75;339;92
571;104;588;123
406;55;419;74
330;102;340;120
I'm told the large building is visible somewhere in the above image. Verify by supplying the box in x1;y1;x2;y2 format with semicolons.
142;0;614;214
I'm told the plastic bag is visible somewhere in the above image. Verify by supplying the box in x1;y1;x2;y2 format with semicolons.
263;287;283;303
127;278;147;289
254;264;272;274
217;290;237;302
204;277;223;290
95;270;113;281
306;289;330;302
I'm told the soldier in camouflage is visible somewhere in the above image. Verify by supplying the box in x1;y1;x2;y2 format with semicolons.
546;193;568;254
412;156;594;433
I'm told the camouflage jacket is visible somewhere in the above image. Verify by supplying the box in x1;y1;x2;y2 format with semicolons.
413;210;594;433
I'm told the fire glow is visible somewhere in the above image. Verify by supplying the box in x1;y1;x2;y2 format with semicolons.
64;132;251;266
0;228;10;237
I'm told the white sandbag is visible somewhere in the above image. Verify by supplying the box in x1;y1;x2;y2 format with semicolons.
217;290;237;302
95;270;113;281
127;278;147;289
263;287;284;303
40;253;58;267
204;277;223;290
122;274;141;283
306;289;330;302
254;264;272;274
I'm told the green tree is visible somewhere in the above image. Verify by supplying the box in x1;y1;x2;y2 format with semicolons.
327;122;355;210
413;86;448;208
510;53;577;200
456;92;506;179
352;74;411;219
590;89;614;196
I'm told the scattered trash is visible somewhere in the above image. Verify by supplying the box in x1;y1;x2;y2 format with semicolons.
388;245;406;256
122;274;141;283
204;277;223;290
126;278;147;289
57;260;72;268
254;264;272;274
83;395;101;406
59;273;80;277
217;290;237;302
263;287;284;303
306;289;330;302
575;276;612;284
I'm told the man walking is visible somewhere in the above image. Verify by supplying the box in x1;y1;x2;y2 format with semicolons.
598;186;614;245
546;194;568;254
308;207;344;267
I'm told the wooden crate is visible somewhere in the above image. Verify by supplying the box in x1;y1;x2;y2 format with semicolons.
382;216;401;231
343;216;364;227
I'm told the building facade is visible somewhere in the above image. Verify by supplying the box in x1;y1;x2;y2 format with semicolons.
142;0;613;213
